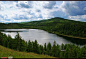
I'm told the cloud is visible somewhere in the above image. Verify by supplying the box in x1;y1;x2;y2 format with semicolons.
50;10;68;18
68;15;86;21
43;1;56;9
61;1;86;16
0;5;4;11
13;14;29;20
0;5;1;10
36;9;41;12
0;1;86;23
16;1;32;8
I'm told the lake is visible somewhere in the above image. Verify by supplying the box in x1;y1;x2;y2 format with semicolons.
0;29;86;47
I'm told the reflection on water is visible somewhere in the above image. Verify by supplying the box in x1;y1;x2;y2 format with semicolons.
1;29;86;47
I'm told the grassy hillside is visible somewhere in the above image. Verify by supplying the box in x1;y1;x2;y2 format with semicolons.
0;45;55;58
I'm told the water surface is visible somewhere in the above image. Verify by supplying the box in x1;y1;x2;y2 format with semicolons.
1;29;85;47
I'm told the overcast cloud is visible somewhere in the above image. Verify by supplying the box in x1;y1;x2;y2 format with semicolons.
0;1;86;23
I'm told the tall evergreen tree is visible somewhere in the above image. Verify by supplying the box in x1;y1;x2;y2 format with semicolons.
27;40;33;52
14;32;21;51
7;35;13;48
51;41;57;57
44;43;47;54
44;43;47;51
80;44;86;58
39;45;44;54
0;32;3;45
46;42;52;55
56;44;60;57
32;40;39;54
19;39;27;51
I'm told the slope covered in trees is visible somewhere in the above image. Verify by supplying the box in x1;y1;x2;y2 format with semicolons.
0;17;86;39
20;17;86;39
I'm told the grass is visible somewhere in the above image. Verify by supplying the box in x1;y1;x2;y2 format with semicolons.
0;45;55;58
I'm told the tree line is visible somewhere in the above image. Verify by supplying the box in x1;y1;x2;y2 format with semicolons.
0;17;86;38
0;32;86;58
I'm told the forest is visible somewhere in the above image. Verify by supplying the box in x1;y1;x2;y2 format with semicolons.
0;17;86;39
0;32;86;58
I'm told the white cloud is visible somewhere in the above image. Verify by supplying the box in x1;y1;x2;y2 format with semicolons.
0;1;86;23
68;15;86;21
60;1;86;16
43;1;56;9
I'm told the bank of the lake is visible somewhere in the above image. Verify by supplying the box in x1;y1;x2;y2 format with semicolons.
35;28;86;40
0;17;86;40
1;29;86;47
0;31;86;58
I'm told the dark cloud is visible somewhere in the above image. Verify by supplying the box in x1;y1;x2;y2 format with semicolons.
13;15;29;20
36;9;41;12
16;2;32;8
10;6;14;8
43;1;56;9
38;14;42;18
0;7;1;10
28;10;34;15
62;1;86;16
0;15;3;18
51;10;69;19
0;5;3;11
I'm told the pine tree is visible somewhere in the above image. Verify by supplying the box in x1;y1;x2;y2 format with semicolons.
14;32;21;51
44;43;47;51
39;45;44;54
80;44;86;58
32;40;39;54
56;44;60;57
7;35;13;48
19;39;27;51
0;32;3;45
51;41;57;57
44;43;47;54
27;40;33;52
46;42;52;55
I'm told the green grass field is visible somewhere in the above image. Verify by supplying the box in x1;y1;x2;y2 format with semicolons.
0;45;55;58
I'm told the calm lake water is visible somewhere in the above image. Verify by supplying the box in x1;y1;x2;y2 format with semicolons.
0;29;86;47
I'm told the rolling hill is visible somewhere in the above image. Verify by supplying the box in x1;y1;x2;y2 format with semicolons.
0;17;86;39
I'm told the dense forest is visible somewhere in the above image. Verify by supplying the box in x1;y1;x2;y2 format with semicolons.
0;32;86;58
0;17;86;39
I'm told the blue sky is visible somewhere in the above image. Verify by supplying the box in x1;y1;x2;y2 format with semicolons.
0;1;86;23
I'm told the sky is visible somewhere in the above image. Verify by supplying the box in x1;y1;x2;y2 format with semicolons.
0;1;86;23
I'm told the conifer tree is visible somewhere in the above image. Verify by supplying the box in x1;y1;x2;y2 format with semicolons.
39;45;44;54
19;39;27;51
44;43;47;54
56;44;60;57
46;42;52;55
51;41;57;57
27;40;33;52
14;32;21;51
80;44;86;58
32;40;39;54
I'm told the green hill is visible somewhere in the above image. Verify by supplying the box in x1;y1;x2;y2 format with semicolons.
0;17;86;39
0;45;55;58
19;17;86;39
